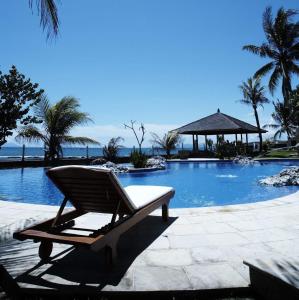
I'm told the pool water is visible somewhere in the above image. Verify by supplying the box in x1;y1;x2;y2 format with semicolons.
0;161;298;208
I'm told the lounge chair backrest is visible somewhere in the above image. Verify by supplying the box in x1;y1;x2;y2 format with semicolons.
47;166;136;215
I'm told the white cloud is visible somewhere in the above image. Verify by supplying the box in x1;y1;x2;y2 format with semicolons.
70;123;180;147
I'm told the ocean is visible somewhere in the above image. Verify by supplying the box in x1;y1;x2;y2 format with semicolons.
0;146;194;160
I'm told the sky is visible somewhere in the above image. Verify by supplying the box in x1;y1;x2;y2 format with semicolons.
1;0;299;147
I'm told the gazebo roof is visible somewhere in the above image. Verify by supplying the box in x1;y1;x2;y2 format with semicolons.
173;109;267;135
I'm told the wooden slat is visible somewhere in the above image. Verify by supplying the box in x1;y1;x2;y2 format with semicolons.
18;229;99;246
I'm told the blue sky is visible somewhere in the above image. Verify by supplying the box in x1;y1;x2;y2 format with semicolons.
1;0;299;146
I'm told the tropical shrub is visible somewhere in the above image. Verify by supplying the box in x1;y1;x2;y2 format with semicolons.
151;131;181;158
216;137;237;159
103;137;124;162
16;96;99;160
130;150;147;168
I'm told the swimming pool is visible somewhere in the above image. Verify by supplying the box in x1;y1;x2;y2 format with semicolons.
0;161;298;208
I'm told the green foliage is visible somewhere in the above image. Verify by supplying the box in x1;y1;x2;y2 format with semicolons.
206;138;214;151
16;96;99;161
216;136;237;159
0;66;44;148
29;0;59;39
264;100;296;140
130;149;147;168
151;131;181;158
103;137;124;162
243;6;299;104
239;76;269;151
177;150;191;159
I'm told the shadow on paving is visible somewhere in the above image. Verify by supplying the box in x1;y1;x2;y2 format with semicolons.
1;215;177;294
245;258;299;300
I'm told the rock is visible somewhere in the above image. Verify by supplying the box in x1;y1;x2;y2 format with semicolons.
90;158;107;165
146;156;166;169
233;155;256;165
259;167;299;186
92;160;129;173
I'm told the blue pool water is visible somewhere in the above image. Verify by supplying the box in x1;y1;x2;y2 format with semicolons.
0;161;298;208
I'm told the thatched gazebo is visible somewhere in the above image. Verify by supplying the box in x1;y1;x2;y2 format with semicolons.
172;109;267;152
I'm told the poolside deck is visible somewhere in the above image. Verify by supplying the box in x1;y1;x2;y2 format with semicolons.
0;192;299;295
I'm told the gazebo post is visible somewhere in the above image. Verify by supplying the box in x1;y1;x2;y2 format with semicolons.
196;135;199;152
241;134;243;143
192;135;195;152
205;135;208;151
235;134;237;145
246;133;248;154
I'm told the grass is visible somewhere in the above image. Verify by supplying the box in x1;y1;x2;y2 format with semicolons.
259;149;299;158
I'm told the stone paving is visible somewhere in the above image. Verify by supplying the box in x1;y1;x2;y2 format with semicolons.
0;191;299;293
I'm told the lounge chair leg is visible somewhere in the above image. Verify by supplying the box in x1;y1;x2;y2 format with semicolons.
39;241;53;260
162;204;169;222
105;243;118;265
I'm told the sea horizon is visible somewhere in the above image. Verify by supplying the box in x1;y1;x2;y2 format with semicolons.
0;146;197;159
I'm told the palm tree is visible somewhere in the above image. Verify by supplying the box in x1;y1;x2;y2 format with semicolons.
16;96;99;160
103;137;124;162
243;6;299;104
29;0;59;39
151;132;181;158
264;100;296;140
239;77;269;151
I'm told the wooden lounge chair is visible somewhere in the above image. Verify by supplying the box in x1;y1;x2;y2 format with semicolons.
13;165;175;263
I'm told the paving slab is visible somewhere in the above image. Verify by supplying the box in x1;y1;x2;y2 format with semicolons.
0;191;299;293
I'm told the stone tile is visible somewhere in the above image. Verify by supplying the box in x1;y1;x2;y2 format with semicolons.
229;243;282;261
147;235;170;250
267;239;299;257
239;228;297;243
101;268;135;291
201;222;237;234
1;191;299;292
134;266;192;291
184;263;248;289
228;260;250;283
145;249;193;266
191;246;233;263
206;232;249;246
167;224;205;235
168;234;210;249
228;220;268;231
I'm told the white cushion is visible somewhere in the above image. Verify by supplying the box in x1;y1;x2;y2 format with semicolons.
124;185;174;210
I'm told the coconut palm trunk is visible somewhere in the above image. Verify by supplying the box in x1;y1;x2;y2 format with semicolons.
253;105;263;151
238;77;269;154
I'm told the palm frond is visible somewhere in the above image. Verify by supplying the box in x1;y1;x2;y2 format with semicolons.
29;0;59;39
34;94;50;121
268;67;281;95
242;45;265;57
62;136;100;145
15;125;45;143
254;62;274;79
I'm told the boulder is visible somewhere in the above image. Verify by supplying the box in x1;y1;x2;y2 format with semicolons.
233;155;256;165
90;158;107;165
259;167;299;186
146;156;166;169
92;160;129;173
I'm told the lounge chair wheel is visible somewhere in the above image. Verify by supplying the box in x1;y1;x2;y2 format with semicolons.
39;241;53;260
